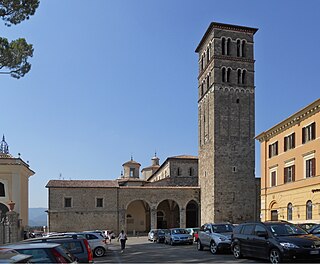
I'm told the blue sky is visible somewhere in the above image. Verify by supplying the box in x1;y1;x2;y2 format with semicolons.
1;0;320;208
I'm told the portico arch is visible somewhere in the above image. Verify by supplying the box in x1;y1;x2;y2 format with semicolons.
186;200;199;227
157;199;180;228
126;200;150;234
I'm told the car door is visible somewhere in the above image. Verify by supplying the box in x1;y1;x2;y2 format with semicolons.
239;224;255;257
202;224;211;246
251;224;269;259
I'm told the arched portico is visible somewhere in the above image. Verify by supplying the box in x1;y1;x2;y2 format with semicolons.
125;200;151;234
186;200;199;227
156;199;180;229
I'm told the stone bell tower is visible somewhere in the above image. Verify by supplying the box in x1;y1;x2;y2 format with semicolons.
195;22;258;224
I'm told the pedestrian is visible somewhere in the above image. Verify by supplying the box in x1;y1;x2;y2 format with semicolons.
117;230;127;253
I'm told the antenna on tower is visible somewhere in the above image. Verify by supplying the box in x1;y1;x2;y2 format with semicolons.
59;173;62;180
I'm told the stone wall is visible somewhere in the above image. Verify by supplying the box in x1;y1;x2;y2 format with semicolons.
48;185;200;234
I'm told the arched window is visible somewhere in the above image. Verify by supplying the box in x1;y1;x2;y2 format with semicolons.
177;167;181;176
201;83;204;96
227;68;231;82
207;47;210;63
237;69;241;84
189;167;194;176
287;203;293;221
242;70;246;84
0;183;5;197
237;40;241;57
242;40;246;57
222;68;226;82
227;38;231;55
222;38;226;55
306;200;312;220
206;75;210;89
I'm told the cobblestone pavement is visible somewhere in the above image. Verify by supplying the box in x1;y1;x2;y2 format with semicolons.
94;236;265;263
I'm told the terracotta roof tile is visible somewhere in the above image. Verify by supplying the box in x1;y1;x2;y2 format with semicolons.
46;180;119;188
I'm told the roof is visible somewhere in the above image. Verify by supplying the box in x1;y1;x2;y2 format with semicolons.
195;22;258;53
46;180;119;188
167;155;198;160
122;160;141;166
255;98;320;142
141;165;160;172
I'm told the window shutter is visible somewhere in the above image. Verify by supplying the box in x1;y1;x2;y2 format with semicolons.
269;145;272;158
292;165;295;181
284;137;287;152
312;122;316;140
284;167;287;183
292;133;295;148
302;127;306;144
312;158;316;177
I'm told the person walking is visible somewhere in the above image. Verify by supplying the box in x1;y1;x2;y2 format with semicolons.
118;230;127;253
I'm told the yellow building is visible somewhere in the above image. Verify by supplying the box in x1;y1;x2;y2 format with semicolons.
0;136;35;228
256;99;320;224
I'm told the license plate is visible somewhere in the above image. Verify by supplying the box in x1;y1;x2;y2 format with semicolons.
310;250;319;255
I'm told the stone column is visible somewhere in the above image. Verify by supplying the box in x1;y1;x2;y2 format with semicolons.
150;207;157;230
180;207;186;228
6;211;19;243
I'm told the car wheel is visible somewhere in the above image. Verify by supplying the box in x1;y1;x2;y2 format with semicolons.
269;248;281;264
210;241;218;254
197;240;203;251
94;247;105;257
233;244;242;259
170;239;174;246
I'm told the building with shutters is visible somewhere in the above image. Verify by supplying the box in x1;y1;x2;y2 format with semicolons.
256;98;320;223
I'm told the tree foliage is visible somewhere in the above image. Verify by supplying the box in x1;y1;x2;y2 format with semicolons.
0;0;39;79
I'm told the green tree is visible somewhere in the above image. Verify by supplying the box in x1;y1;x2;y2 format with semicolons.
0;0;39;79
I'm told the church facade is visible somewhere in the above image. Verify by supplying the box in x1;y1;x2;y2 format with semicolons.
47;155;200;234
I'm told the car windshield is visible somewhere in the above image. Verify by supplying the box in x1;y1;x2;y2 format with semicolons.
172;229;188;234
212;224;233;233
268;223;308;236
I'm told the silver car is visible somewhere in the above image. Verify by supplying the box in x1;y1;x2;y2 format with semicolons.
78;232;108;257
197;223;234;254
164;228;193;245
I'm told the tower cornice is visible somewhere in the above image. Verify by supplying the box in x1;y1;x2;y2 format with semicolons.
195;22;258;53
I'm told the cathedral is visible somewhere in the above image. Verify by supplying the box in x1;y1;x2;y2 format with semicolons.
46;21;261;234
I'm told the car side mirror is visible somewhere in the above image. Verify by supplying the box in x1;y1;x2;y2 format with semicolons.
256;231;268;238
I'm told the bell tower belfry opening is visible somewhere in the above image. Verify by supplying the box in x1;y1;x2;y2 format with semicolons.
195;22;258;224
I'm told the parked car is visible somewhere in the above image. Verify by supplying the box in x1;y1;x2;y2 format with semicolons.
307;224;320;237
197;223;234;254
231;221;320;263
148;229;166;243
296;223;318;232
164;228;193;245
0;242;77;263
24;234;94;263
75;232;108;257
0;248;32;263
186;228;200;242
193;231;199;242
